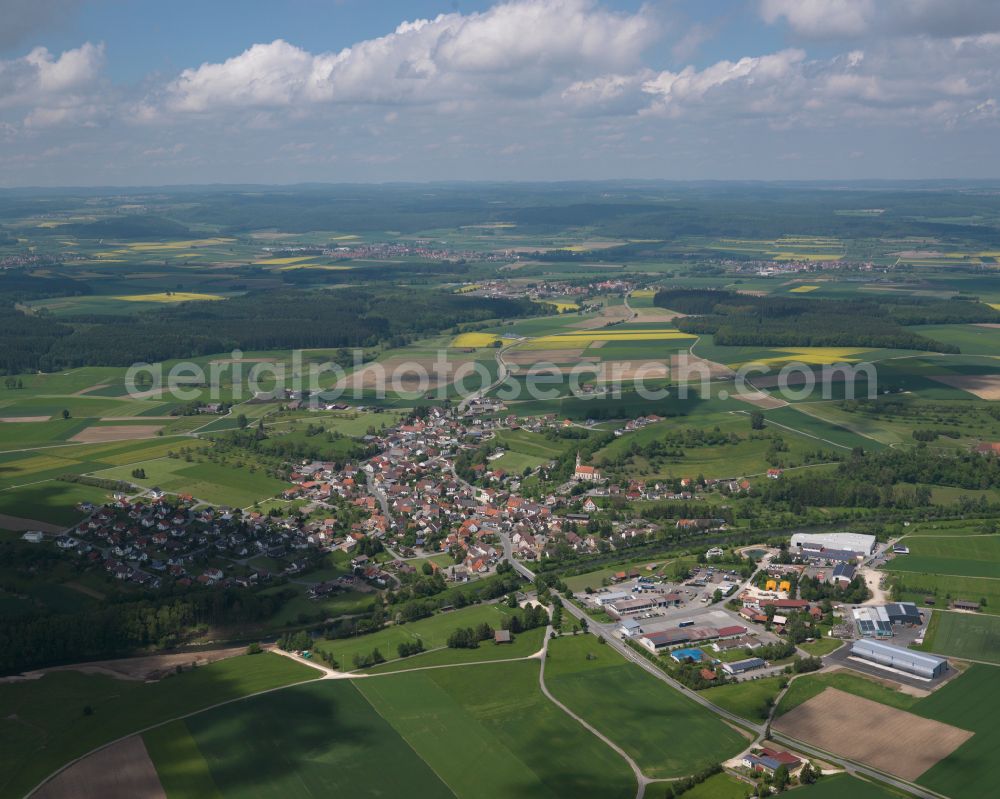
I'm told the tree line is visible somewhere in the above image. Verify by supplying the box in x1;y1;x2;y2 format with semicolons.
653;289;1000;353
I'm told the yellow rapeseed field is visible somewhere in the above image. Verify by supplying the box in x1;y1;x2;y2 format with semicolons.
115;292;224;303
789;285;820;293
128;238;234;251
538;300;580;312
735;347;869;366
451;332;502;347
257;256;315;265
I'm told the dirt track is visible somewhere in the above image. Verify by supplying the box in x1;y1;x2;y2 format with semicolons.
34;735;165;799
773;687;972;781
0;514;65;533
2;646;246;683
929;374;1000;400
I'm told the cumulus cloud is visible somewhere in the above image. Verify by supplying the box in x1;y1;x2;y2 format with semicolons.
642;49;806;116
0;42;106;126
640;33;1000;127
760;0;1000;39
153;0;658;115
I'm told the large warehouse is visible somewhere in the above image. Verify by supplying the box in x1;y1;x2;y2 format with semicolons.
850;639;948;679
791;532;877;557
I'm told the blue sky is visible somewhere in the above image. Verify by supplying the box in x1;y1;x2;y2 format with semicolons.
1;0;999;185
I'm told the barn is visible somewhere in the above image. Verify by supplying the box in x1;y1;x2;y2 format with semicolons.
850;639;948;679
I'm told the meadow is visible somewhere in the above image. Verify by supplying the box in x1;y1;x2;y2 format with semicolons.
594;412;840;480
916;610;1000;665
795;774;912;798
913;665;1000;799
544;634;748;778
366;625;547;673
890;574;1000;617
887;535;1000;579
699;675;787;722
312;602;522;669
96;456;288;508
357;658;638;799
145;681;455;799
0;653;316;799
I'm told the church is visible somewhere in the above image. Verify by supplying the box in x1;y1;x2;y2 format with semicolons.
574;452;602;482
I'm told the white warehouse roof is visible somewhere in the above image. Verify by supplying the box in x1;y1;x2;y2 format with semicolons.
791;532;877;555
851;639;946;671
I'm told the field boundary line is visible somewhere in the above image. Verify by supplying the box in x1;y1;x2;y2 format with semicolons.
24;655;323;799
348;681;462;799
537;627;647;799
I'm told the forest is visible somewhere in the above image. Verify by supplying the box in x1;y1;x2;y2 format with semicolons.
653;289;1000;351
0;289;542;374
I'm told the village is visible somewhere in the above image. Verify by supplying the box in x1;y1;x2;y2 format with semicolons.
34;401;754;598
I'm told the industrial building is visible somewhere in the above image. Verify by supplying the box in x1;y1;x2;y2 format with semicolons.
831;562;856;585
722;657;766;676
853;603;922;637
853;606;892;637
850;639;948;679
791;532;877;557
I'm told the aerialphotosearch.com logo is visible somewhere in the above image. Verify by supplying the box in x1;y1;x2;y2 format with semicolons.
125;349;879;405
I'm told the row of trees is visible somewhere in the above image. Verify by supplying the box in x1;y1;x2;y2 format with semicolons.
652;289;995;353
0;287;542;374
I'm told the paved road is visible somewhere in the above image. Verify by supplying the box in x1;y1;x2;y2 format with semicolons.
458;343;512;414
537;625;650;799
501;535;766;735
502;536;937;799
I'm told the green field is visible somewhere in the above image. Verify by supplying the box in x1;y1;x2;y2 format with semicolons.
544;635;748;778
796;774;911;798
0;654;317;798
676;772;751;799
775;671;919;717
367;625;546;673
913;665;1000;799
562;556;681;594
917;610;1000;664
313;602;522;669
255;583;376;632
96;456;289;508
145;681;455;799
699;676;786;722
357;658;636;798
890;573;1000;616
775;665;1000;798
594;412;842;480
798;636;845;657
887;535;1000;579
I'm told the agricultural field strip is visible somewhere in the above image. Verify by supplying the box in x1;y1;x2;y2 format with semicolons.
33;639;748;798
20;656;323;799
535;637;646;794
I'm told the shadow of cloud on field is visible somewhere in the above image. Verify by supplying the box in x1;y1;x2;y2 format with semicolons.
173;680;456;796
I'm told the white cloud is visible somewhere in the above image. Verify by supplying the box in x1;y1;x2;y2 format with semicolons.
0;42;105;127
0;42;104;107
760;0;872;38
642;49;806;115
154;0;658;115
640;33;1000;127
